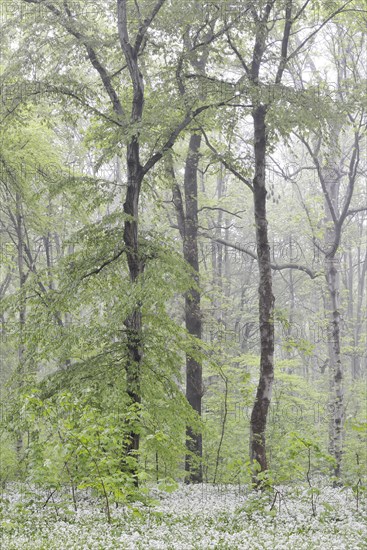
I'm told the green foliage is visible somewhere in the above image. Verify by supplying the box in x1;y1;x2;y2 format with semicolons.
0;434;17;485
8;387;143;513
0;0;366;522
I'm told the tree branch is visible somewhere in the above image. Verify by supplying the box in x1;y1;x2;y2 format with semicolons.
338;130;361;227
134;0;166;54
275;0;293;84
166;160;186;240
141;99;234;176
48;87;124;127
226;31;251;77
23;0;125;119
346;207;367;217
286;1;355;64
81;247;126;280
201;128;254;192
200;232;318;279
295;132;338;225
197;206;245;218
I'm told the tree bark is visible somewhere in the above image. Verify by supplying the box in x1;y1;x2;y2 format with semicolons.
249;105;275;482
183;132;203;483
172;132;203;482
322;146;344;482
325;252;343;481
15;192;26;457
117;0;145;477
352;231;367;378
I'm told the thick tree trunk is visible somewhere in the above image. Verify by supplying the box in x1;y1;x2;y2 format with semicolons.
122;139;144;473
183;132;203;483
249;105;275;482
172;131;203;482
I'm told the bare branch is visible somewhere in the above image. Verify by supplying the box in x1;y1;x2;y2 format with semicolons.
346;206;367;217
197;206;245;218
200;233;318;279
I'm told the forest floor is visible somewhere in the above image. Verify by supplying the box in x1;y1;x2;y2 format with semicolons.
1;483;366;549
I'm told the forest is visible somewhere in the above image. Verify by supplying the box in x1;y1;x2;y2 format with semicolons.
0;1;366;548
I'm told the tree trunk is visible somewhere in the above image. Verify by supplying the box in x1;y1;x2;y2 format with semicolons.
171;130;203;482
15;192;26;457
183;132;203;483
117;0;145;480
325;252;343;481
122;140;144;474
353;239;367;378
321;134;344;482
249;105;275;482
